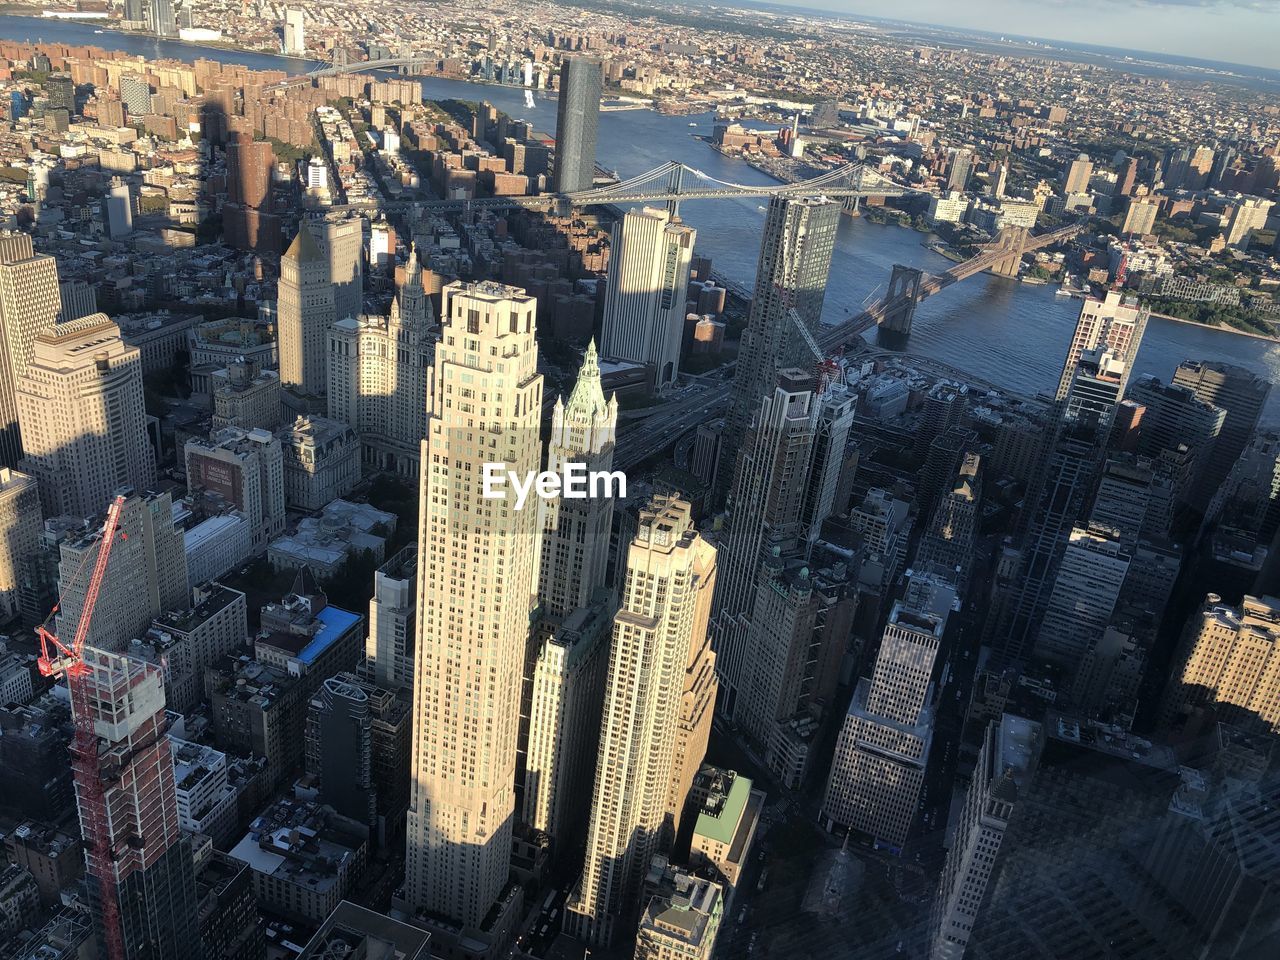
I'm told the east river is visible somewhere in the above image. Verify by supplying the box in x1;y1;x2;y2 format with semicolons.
4;15;1279;420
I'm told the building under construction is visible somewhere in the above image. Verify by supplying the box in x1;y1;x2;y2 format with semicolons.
73;647;200;960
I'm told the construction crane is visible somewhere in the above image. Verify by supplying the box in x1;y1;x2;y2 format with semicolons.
35;493;129;960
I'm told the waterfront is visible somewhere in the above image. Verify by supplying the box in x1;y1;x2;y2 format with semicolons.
4;13;1279;421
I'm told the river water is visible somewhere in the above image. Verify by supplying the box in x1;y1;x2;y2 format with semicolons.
5;14;1279;420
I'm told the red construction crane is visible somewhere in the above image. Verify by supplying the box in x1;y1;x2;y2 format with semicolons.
36;493;129;960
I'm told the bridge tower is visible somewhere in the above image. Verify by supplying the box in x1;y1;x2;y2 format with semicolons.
990;225;1028;278
880;264;923;337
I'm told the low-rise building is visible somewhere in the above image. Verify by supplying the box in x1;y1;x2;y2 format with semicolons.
687;766;764;893
276;415;360;512
634;863;723;960
268;500;396;577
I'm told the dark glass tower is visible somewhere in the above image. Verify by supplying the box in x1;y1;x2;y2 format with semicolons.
553;57;603;194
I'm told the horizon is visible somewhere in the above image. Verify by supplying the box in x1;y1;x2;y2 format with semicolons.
734;0;1280;73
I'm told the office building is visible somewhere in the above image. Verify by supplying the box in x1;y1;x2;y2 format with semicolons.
55;491;189;655
916;454;982;589
365;545;417;690
0;694;73;820
168;738;241;846
0;467;40;623
298;901;431;960
634;867;723;960
1224;198;1272;249
1127;375;1225;508
821;574;953;849
1162;594;1280;735
15;314;155;518
714;372;819;716
1171;360;1270;497
600;207;697;391
687;766;764;891
73;648;200;960
1034;526;1132;669
150;0;177;38
566;497;716;949
194;849;264;960
1064;153;1093;194
723;196;839;490
277;226;336;398
0;232;62;467
538;340;618;619
284;8;306;56
185;427;286;552
327;246;434;477
152;582;248;681
553;57;603;194
213;358;282;432
275;415;360;511
3;820;82;907
304;214;364;326
404;282;542;948
929;714;1042;960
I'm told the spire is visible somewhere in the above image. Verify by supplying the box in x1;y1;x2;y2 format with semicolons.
404;241;423;291
284;224;324;264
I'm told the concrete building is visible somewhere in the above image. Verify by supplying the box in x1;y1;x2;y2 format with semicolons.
327;247;434;477
1127;374;1225;509
0;467;41;623
1122;198;1159;236
276;415;360;511
267;499;395;577
1162;594;1280;735
194;849;264;960
205;657;301;792
600;208;697;391
0;693;73;820
185;427;286;553
169;737;241;847
212;357;282;432
299;901;431;959
1171;360;1270;498
916;454;982;589
1053;292;1148;402
0;640;32;706
403;281;542;951
566;497;717;949
283;8;306;56
634;867;723;960
277;226;336;399
55;491;189;655
687;766;764;892
15;314;155;519
2;820;82;907
1064;153;1093;194
928;715;1042;960
1035;526;1132;669
0;231;62;467
228;795;367;925
151;582;248;686
365;545;416;690
305;213;365;324
552;57;603;194
1224;197;1273;249
73;648;200;960
821;574;953;849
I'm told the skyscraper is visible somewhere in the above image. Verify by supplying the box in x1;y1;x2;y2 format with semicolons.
1034;525;1132;669
0;467;40;623
600;208;696;391
328;246;434;476
1171;360;1270;497
1053;292;1147;402
722;195;839;493
0;231;62;467
365;545;417;690
223;137;279;255
929;714;1042;960
284;8;306;56
277;226;336;399
916;452;982;588
552;57;602;194
947;147;974;192
305;214;364;324
74;648;200;960
566;497;717;949
404;282;542;947
1161;593;1280;735
821;572;953;849
149;0;177;38
523;344;618;849
15;313;155;518
55;491;189;655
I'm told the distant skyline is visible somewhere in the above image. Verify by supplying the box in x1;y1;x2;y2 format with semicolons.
760;0;1279;72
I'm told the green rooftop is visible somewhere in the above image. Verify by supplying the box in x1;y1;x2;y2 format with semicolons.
694;770;752;846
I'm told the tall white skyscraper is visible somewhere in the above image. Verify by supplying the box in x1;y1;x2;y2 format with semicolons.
305;214;365;324
328;246;434;476
404;282;542;947
1054;291;1147;402
599;207;696;391
0;231;62;467
1034;525;1131;669
821;572;953;849
15;313;155;518
928;714;1042;960
278;226;336;399
284;8;306;56
566;497;717;949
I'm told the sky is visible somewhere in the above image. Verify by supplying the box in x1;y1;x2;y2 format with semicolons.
760;0;1280;72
